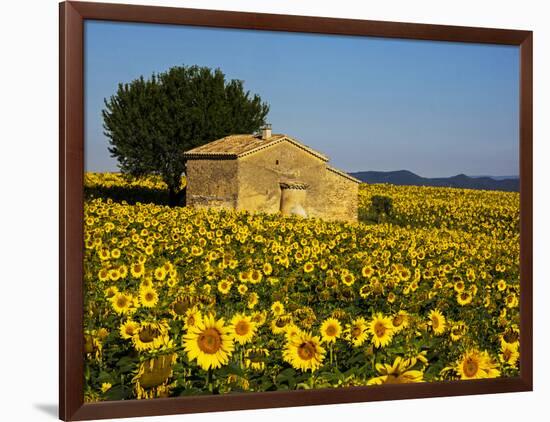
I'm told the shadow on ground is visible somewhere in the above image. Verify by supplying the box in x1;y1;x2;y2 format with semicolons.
34;404;58;419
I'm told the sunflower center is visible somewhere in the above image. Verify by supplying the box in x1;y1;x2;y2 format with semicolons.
504;331;519;343
139;327;160;343
351;326;362;338
275;318;287;328
145;292;154;301
116;296;128;308
235;320;250;336
297;341;316;361
173;300;189;315
431;316;440;329
374;322;386;337
197;328;222;354
463;357;479;377
248;352;263;363
326;325;337;336
460;293;469;300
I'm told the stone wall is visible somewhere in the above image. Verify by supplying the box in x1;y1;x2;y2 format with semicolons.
323;169;359;222
185;158;238;209
236;140;327;216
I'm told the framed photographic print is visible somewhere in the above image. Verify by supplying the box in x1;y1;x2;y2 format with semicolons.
59;1;533;420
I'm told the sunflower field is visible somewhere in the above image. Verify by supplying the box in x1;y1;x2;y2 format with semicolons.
83;173;520;402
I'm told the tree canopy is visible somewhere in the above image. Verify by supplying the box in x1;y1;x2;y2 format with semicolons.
102;65;270;205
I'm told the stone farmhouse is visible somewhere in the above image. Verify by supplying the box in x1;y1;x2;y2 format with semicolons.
183;125;361;222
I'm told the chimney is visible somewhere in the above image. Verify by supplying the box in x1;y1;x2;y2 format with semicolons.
261;123;272;140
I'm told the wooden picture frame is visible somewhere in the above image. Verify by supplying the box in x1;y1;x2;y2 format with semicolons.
59;1;533;420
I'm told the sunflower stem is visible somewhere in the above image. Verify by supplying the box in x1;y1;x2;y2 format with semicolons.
329;344;333;365
206;368;213;393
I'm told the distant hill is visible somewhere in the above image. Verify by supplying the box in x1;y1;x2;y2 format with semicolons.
350;170;519;192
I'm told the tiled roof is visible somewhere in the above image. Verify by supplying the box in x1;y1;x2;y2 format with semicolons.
327;166;362;184
183;134;329;162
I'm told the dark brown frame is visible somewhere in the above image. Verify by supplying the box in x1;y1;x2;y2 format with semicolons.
59;1;533;420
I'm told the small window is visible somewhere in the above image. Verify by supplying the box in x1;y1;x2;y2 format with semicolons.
275;160;279;165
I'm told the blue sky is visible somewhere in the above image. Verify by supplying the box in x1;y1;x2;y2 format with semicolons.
84;20;519;178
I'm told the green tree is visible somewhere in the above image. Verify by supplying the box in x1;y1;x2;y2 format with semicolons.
103;65;270;206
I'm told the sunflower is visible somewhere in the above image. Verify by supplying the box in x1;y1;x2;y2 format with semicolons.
97;327;109;339
450;321;467;341
104;285;119;299
283;331;325;372
118;265;128;279
108;268;121;281
500;327;520;349
230;313;257;345
455;349;500;379
268;277;280;285
217;279;232;295
271;301;285;316
238;270;250;283
367;356;424;385
247;292;259;309
139;287;159;308
368;313;394;348
111;292;135;315
457;291;473;306
244;348;270;371
250;311;268;326
98;249;110;260
98;268;110;282
346;317;368;347
499;342;520;366
453;280;465;293
359;284;371;299
249;269;263;284
119;320;140;339
497;279;507;291
168;297;193;320
183;315;234;370
183;307;203;330
361;265;374;278
391;311;409;333
237;284;248;295
341;272;356;287
505;293;519;308
319;317;342;343
133;353;178;400
303;262;315;273
130;262;145;278
132;321;170;352
428;309;446;335
154;267;167;281
263;262;273;275
271;315;293;334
